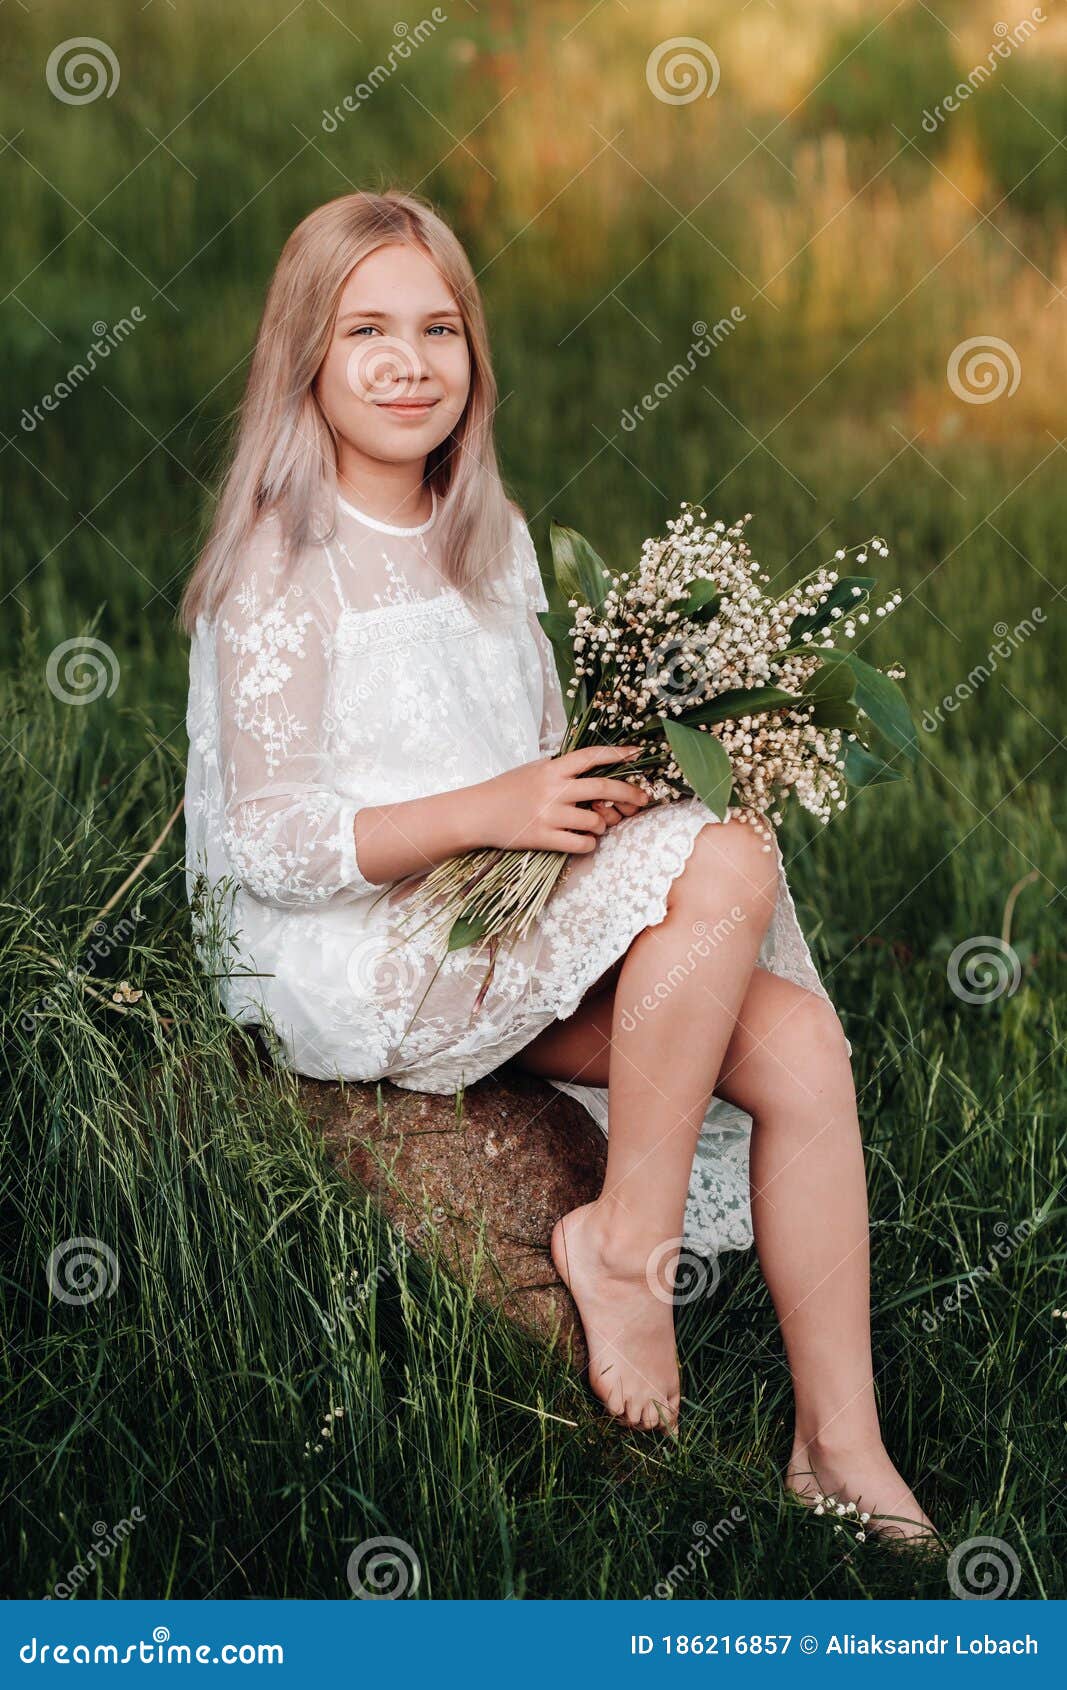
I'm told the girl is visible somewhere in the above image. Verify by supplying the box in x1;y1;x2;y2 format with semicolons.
180;190;935;1542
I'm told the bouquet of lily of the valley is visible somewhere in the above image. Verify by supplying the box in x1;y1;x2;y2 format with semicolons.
394;500;917;963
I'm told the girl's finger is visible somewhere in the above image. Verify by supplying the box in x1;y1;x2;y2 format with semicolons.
559;745;644;773
546;830;599;854
564;777;651;806
555;804;608;834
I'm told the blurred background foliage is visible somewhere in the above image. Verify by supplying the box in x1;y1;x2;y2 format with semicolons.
2;0;1065;1600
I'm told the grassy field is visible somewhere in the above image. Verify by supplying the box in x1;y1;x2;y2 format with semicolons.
2;0;1065;1599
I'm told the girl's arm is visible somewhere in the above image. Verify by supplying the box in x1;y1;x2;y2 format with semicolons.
352;509;647;884
352;746;650;885
215;520;382;909
217;517;649;903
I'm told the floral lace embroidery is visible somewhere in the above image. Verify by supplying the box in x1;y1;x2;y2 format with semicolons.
221;575;315;778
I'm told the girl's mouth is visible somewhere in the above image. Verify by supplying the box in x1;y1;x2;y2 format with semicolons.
377;399;440;417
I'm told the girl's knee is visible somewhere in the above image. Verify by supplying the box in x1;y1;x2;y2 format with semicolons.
669;817;778;928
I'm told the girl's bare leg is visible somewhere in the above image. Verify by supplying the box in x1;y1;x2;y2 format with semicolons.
516;907;936;1538
711;969;936;1541
516;819;779;1433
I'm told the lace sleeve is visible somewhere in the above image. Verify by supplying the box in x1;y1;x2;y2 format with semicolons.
214;518;379;908
511;509;568;758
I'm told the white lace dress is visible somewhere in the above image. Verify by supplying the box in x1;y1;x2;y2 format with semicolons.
183;489;845;1258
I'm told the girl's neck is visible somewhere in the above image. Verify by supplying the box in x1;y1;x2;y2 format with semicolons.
335;452;432;530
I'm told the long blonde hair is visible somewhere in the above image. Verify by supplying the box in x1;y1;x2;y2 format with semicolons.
178;189;517;634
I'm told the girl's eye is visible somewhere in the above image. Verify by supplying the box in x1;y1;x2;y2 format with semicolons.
345;324;459;337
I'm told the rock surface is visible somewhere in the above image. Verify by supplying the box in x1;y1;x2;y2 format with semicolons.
293;1061;606;1369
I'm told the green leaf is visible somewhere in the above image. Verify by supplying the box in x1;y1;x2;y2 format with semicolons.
447;912;491;951
536;609;578;698
800;661;856;704
841;738;906;786
663;719;734;819
673;579;722;620
781;645;917;765
788;575;875;644
822;648;917;764
680;685;802;728
811;699;862;732
549;521;613;609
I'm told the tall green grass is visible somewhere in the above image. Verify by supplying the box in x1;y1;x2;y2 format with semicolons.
2;0;1065;1598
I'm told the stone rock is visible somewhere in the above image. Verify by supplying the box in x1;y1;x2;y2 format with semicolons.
293;1061;606;1369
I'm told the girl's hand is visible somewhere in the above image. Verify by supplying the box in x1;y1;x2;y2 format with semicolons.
469;746;651;855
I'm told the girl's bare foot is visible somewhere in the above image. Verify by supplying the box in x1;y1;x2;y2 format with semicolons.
551;1200;682;1434
786;1434;940;1547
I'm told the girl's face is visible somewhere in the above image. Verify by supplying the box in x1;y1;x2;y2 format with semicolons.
315;242;471;466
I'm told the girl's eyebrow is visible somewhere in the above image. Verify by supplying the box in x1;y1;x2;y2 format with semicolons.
338;307;463;322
